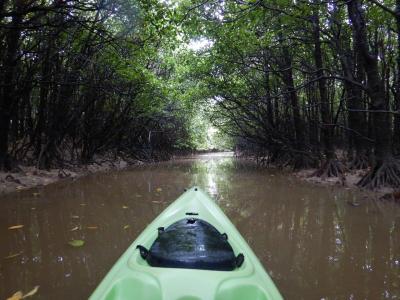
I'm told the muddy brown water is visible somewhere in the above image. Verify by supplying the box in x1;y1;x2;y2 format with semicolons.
0;153;399;300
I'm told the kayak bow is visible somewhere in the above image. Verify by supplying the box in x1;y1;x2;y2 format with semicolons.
89;187;283;300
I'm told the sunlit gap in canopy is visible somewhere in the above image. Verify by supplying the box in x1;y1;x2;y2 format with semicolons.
158;0;179;9
187;37;214;51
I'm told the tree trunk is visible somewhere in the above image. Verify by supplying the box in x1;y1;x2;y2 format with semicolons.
348;0;400;188
342;39;369;169
34;45;52;158
0;5;23;170
394;0;400;154
313;8;332;159
262;53;274;128
311;3;344;178
281;47;313;169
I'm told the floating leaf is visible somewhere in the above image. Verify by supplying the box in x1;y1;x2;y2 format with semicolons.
122;205;128;209
156;187;162;192
70;226;79;231
22;286;39;298
6;285;39;300
86;226;98;230
4;251;23;259
16;186;25;190
68;239;85;247
8;225;24;230
32;192;40;197
7;291;23;300
80;203;87;206
152;200;162;204
70;215;80;219
135;194;142;198
123;225;130;230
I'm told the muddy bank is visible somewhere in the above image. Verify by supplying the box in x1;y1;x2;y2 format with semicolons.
0;151;231;195
0;156;140;195
295;168;400;201
2;153;399;202
0;149;233;195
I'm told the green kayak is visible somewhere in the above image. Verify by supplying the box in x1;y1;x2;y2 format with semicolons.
89;187;283;300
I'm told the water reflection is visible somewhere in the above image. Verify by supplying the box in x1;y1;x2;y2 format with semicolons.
0;155;399;299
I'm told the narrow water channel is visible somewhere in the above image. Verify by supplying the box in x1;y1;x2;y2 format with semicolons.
0;154;399;299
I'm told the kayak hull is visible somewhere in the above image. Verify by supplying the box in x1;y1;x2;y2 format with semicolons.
89;187;283;300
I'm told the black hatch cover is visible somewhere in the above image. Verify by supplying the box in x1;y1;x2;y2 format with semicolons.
137;218;244;271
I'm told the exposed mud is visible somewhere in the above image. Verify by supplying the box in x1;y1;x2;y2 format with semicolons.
0;157;137;195
295;168;400;201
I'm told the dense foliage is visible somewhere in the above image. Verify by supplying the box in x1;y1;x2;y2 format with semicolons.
176;0;400;189
1;0;400;189
0;0;200;169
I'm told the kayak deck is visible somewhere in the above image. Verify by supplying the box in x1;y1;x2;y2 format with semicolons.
89;187;283;300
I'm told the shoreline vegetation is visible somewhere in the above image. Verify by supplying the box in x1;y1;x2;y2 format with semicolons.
1;1;400;197
1;152;399;204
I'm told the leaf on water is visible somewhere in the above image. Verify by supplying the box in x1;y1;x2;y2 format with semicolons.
70;215;80;219
68;239;85;247
80;203;87;206
122;205;128;209
4;251;23;259
135;194;142;198
156;187;162;192
16;186;25;190
123;225;130;229
22;285;40;298
32;192;40;197
152;200;162;204
8;225;24;230
86;226;98;230
7;291;23;300
6;285;40;300
70;226;79;231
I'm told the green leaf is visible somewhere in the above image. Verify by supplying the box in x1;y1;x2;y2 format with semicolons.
68;240;85;247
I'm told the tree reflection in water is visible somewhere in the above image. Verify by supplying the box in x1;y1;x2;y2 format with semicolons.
0;154;399;299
